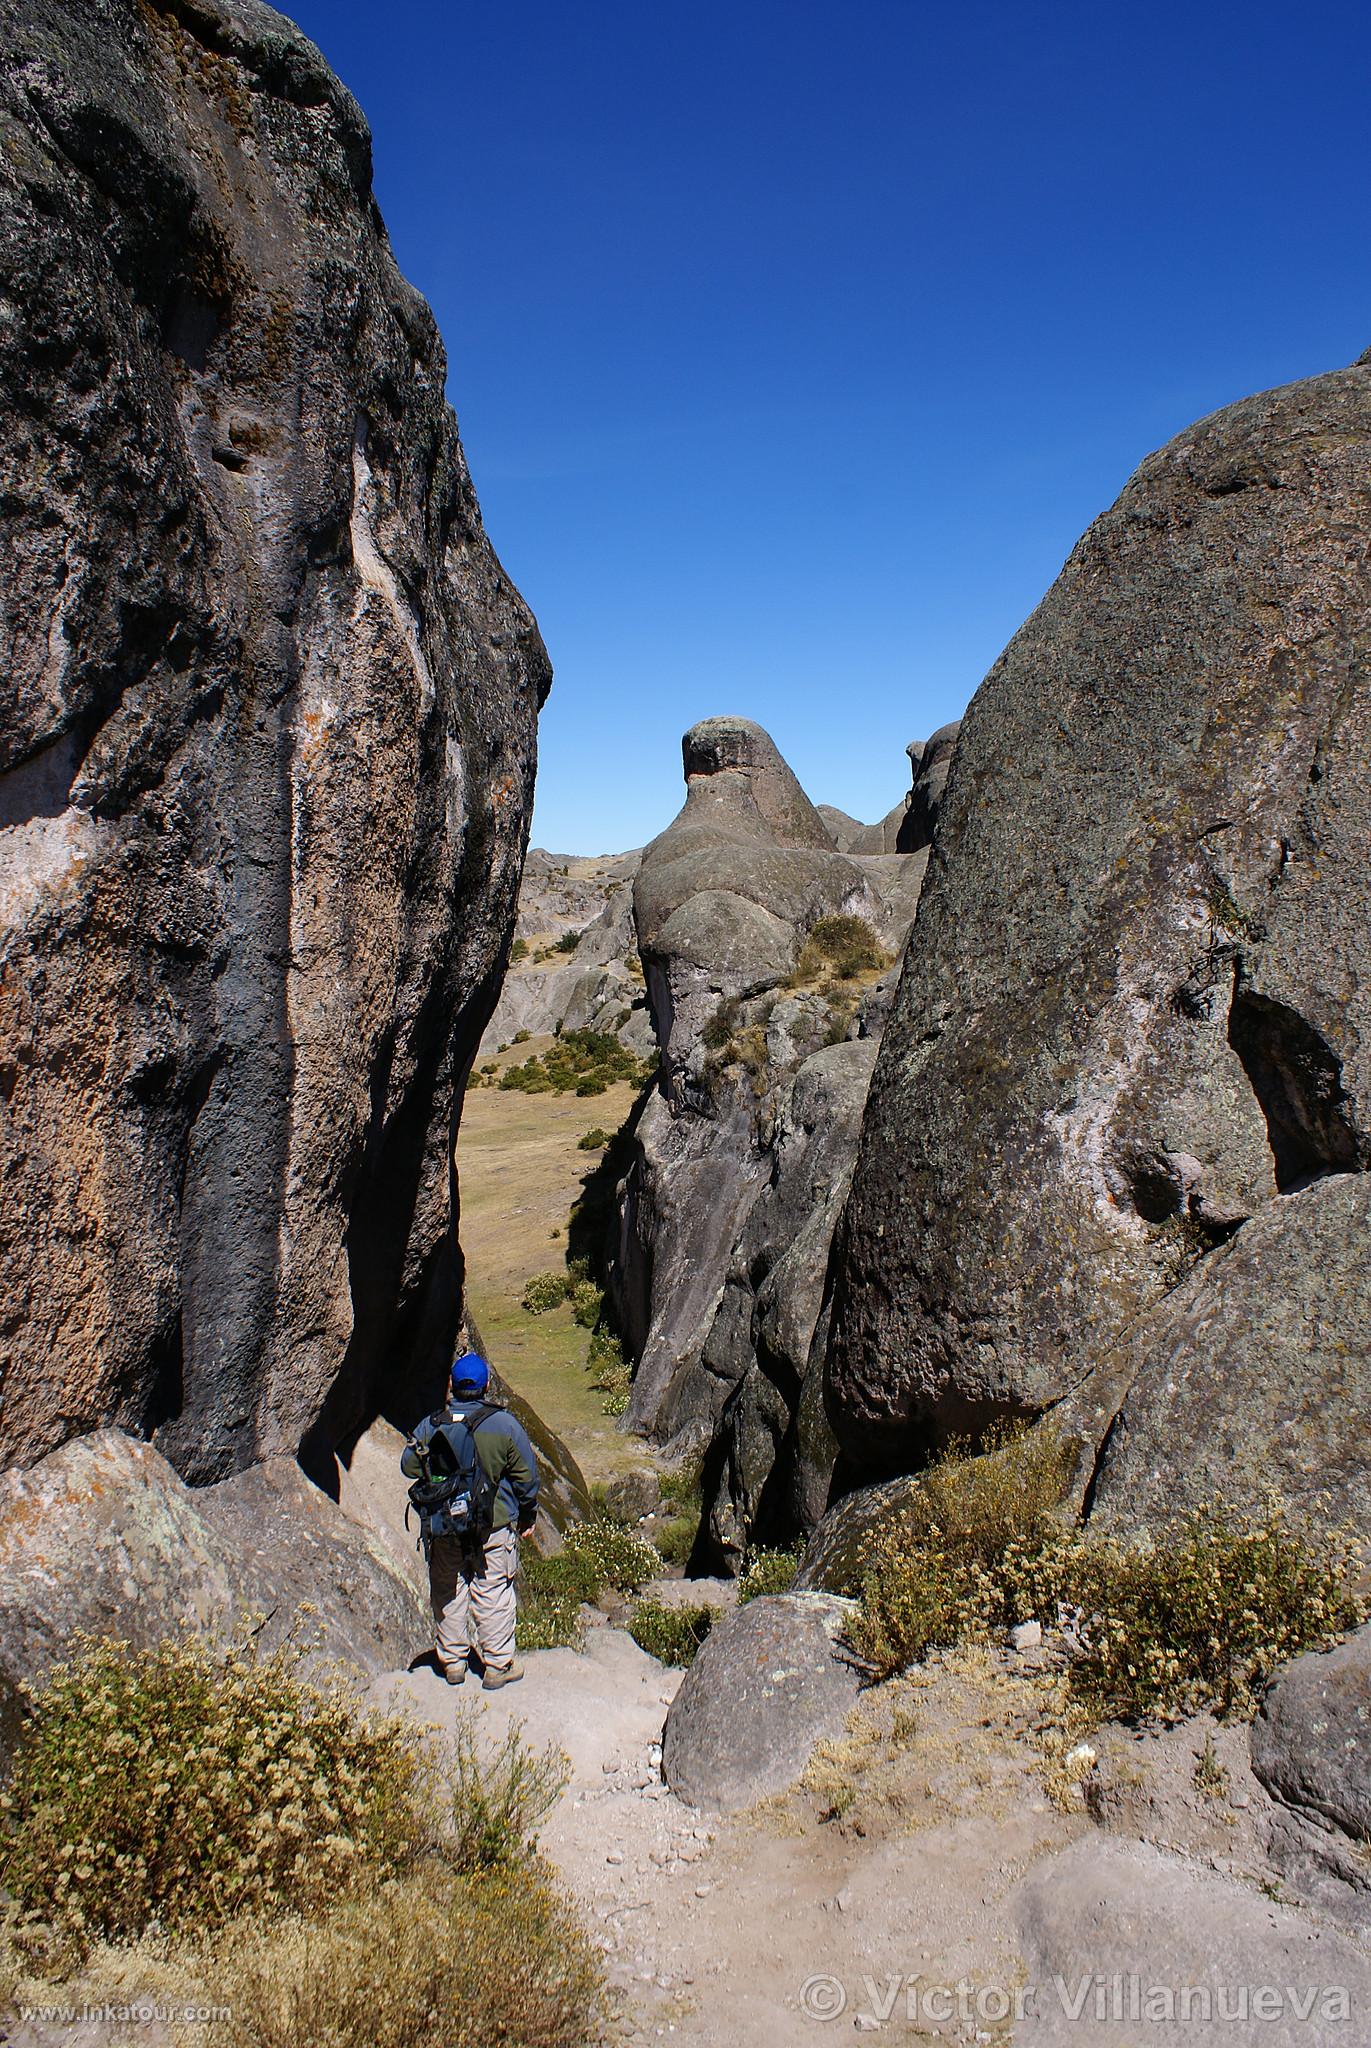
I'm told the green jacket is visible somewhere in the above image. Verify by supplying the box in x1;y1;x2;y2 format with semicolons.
400;1400;539;1532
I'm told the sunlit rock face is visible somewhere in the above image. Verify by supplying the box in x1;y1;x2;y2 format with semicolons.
828;356;1371;1526
611;716;940;1561
0;0;549;1477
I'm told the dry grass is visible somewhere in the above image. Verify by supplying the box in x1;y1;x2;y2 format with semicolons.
4;1866;600;2048
795;1643;1094;1842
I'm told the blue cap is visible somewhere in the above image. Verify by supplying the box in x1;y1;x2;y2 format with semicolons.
450;1351;490;1396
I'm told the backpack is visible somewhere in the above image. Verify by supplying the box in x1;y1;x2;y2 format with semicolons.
405;1402;500;1547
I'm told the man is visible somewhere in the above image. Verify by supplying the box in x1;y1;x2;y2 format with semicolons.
401;1351;539;1689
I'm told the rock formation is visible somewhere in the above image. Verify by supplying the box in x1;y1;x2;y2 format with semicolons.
0;0;549;1482
0;1429;429;1693
607;716;950;1563
661;1590;859;1810
827;354;1371;1532
477;848;653;1057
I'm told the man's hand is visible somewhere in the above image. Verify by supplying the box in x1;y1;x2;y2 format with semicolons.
518;1514;538;1540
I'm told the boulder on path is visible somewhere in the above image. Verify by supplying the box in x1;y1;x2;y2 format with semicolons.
0;1430;428;1707
1252;1625;1371;1843
661;1591;859;1811
1013;1835;1371;2046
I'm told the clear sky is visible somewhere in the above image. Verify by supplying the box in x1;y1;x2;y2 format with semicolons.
288;0;1371;855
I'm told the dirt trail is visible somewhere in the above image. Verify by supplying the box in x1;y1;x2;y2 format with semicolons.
372;1630;1108;2046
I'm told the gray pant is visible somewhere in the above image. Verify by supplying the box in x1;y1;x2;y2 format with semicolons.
429;1524;518;1673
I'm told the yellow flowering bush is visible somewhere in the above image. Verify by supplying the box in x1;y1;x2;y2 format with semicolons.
0;1629;570;1947
849;1426;1364;1721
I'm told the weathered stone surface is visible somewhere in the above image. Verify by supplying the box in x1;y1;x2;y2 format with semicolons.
793;1471;922;1593
196;1455;428;1672
602;1467;663;1522
1084;1175;1371;1534
1012;1835;1371;2046
613;723;934;1554
830;360;1371;1481
333;1415;427;1598
661;1591;859;1811
817;803;864;852
0;0;547;1480
703;1041;879;1563
1252;1625;1371;1843
847;725;960;855
478;849;650;1056
681;716;835;850
0;1429;428;1695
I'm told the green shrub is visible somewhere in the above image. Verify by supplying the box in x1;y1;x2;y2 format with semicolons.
515;1521;659;1651
0;1634;421;1945
577;1128;611;1151
701;998;742;1052
0;1632;576;1969
442;1715;567;1871
849;1427;1365;1722
791;915;889;986
516;1548;599;1650
848;1423;1076;1678
807;914;889;979
629;1601;716;1667
738;1545;803;1604
585;1328;632;1414
652;1514;699;1568
498;1029;655;1097
1069;1505;1364;1722
564;1520;659;1593
521;1270;570;1314
571;1279;603;1328
553;929;581;953
658;1458;704;1510
513;1029;532;1044
510;938;529;963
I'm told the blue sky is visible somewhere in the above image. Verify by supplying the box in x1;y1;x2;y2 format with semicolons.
289;0;1371;854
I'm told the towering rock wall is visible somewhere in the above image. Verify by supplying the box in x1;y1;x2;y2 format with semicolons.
828;356;1371;1532
0;0;549;1480
609;716;948;1562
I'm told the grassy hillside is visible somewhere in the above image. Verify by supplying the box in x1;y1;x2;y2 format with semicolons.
458;1045;644;1481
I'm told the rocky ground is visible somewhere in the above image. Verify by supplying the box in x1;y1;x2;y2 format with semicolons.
374;1617;1371;2047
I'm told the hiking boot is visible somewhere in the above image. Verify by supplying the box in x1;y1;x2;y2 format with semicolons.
482;1660;524;1691
441;1663;467;1685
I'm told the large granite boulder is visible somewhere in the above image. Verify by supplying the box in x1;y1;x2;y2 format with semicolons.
0;0;547;1482
829;357;1371;1488
619;717;893;1440
1084;1174;1371;1534
0;1430;429;1697
702;1039;879;1562
477;849;651;1057
1012;1836;1371;2046
660;1591;859;1810
1251;1626;1371;1844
